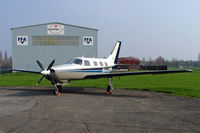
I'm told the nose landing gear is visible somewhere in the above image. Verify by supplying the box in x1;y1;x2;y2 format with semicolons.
53;85;62;95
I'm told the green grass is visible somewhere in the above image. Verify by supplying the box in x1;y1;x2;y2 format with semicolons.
1;70;200;99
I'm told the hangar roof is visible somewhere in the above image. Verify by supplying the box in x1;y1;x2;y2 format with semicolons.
11;22;98;31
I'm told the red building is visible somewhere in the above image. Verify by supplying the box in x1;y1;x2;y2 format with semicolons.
118;57;140;70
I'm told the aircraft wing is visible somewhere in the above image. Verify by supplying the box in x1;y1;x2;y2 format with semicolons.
12;69;41;74
85;69;192;79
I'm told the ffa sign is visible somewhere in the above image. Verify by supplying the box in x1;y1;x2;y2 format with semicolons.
47;24;64;34
17;36;28;45
83;36;93;46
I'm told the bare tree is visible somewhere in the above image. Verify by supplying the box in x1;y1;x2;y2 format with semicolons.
198;52;200;62
3;51;8;67
156;56;165;65
141;57;146;64
0;50;2;66
171;57;179;67
148;57;153;66
8;56;12;67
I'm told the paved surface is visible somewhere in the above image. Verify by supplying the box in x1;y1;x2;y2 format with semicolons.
0;87;200;133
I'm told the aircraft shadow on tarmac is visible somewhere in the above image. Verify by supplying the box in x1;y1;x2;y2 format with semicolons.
5;87;148;99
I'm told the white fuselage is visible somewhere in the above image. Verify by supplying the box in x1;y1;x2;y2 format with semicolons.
49;57;115;83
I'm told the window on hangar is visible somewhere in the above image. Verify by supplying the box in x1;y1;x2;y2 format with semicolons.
33;36;79;46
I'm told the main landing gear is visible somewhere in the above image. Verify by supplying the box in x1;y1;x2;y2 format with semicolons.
106;78;113;95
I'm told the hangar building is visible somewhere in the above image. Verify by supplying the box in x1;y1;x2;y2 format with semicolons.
11;22;98;71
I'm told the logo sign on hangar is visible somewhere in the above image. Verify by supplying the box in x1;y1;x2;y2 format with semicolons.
17;36;28;45
47;24;64;35
83;36;93;46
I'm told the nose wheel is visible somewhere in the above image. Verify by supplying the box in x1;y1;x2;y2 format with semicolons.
53;85;62;96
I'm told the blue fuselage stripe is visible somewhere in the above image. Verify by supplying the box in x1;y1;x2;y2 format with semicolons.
61;68;112;73
69;70;103;73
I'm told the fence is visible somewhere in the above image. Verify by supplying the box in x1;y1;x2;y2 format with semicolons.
0;67;12;74
140;65;167;70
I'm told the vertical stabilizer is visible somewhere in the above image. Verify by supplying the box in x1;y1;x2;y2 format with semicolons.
107;41;121;65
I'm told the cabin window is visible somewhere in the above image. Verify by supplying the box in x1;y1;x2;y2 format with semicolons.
99;61;103;66
84;60;90;66
67;58;82;65
104;62;108;66
93;61;98;66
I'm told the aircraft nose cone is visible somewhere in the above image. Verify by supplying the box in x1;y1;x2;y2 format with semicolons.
41;70;50;75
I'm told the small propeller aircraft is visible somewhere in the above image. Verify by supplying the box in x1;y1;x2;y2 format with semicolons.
14;41;192;95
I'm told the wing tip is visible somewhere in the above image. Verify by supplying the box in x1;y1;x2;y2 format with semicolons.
187;69;193;72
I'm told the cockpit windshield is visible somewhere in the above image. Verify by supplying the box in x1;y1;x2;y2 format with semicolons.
66;58;82;65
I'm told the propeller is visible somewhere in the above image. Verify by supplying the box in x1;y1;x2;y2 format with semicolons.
47;60;55;70
36;60;44;70
36;75;44;86
36;60;55;86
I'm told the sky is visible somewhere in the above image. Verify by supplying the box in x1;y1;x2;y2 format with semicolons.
0;0;200;61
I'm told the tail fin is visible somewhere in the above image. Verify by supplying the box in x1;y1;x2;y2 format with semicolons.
107;41;121;64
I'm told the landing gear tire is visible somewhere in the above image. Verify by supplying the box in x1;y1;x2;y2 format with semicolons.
53;85;62;95
53;89;59;95
57;85;62;92
106;85;112;95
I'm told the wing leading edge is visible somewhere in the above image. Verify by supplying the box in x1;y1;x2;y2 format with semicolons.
12;69;41;74
85;69;192;79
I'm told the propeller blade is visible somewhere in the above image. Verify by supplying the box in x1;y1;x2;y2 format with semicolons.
47;60;55;70
36;60;44;70
36;75;44;86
